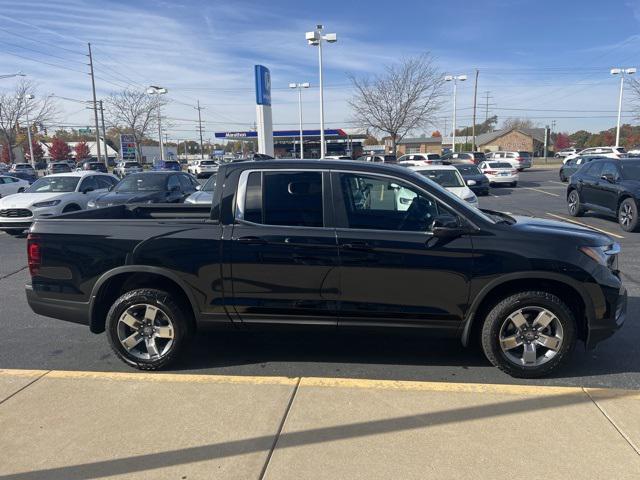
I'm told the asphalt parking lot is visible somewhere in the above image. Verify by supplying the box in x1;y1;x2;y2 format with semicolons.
1;166;639;389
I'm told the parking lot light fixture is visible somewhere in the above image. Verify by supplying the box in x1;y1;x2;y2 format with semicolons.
305;25;337;159
611;67;635;148
445;74;467;153
289;82;310;159
146;86;168;161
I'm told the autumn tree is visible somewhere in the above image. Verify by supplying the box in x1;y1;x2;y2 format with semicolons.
23;140;44;163
431;130;442;137
348;54;443;156
0;80;56;164
554;132;570;150
49;137;71;161
74;141;91;161
105;89;165;161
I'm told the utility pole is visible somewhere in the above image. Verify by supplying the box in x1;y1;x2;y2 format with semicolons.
195;100;205;160
98;100;108;165
472;69;479;151
483;91;492;123
87;43;102;165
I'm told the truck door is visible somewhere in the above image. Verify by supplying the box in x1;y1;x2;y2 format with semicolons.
228;169;339;326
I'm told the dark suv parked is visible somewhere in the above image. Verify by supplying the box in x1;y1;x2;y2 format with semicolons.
27;160;626;378
567;158;640;232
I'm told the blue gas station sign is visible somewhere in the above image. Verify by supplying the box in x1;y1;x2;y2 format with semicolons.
255;65;271;106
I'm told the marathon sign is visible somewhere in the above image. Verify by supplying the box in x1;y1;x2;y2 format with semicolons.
215;129;347;139
215;131;259;139
119;134;137;160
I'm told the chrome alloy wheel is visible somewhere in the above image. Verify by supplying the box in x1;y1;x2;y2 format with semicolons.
117;304;175;360
568;191;579;215
620;202;633;229
499;307;564;367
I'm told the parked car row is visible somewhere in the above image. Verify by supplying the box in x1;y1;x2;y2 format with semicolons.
0;171;202;235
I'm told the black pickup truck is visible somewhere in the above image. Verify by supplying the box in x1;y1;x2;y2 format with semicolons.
26;160;627;378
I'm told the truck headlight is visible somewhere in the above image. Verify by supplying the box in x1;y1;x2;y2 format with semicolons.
32;199;61;208
579;243;620;268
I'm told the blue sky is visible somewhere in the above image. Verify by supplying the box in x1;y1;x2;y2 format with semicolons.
0;0;639;140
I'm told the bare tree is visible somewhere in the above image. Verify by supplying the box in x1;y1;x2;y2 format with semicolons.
348;54;444;156
0;80;57;164
628;79;640;120
104;89;166;160
501;117;536;131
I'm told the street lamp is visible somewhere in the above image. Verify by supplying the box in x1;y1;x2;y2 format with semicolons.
289;82;310;158
146;85;168;161
305;24;337;158
21;94;36;168
611;67;636;148
445;74;467;153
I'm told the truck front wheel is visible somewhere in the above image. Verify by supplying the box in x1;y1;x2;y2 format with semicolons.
105;288;192;370
480;291;576;378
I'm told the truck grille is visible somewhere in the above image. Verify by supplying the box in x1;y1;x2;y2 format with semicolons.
0;209;32;218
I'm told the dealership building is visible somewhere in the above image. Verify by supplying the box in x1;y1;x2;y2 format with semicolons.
215;128;368;158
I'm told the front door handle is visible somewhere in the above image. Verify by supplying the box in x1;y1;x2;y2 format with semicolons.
236;236;267;245
341;241;372;251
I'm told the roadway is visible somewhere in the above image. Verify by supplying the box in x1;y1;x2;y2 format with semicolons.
1;167;639;389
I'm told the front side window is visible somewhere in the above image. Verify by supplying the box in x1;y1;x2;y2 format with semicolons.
338;173;446;232
79;176;98;192
601;162;620;180
239;171;324;227
27;177;80;193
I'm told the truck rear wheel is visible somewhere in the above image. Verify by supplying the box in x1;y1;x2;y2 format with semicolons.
480;291;576;378
105;288;192;370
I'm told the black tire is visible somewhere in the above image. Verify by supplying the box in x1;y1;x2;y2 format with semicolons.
567;189;584;217
105;288;193;370
4;229;24;236
481;291;576;378
618;198;640;232
62;204;81;213
510;182;518;188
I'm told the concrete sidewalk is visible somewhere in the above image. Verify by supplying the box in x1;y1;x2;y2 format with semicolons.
1;370;639;480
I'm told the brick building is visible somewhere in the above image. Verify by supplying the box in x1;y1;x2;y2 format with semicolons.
384;136;442;155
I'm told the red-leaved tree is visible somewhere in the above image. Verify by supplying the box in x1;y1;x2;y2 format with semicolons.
49;137;71;161
74;141;90;161
1;144;10;164
431;130;442;137
23;140;44;163
554;132;570;150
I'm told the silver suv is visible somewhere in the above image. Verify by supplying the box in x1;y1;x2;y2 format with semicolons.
486;151;532;170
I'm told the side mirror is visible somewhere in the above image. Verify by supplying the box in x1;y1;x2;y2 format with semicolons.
466;179;477;186
601;173;615;183
432;214;465;238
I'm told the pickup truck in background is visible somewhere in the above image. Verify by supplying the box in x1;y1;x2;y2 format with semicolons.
26;160;626;378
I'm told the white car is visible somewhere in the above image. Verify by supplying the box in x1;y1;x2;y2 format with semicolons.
478;161;519;187
485;151;531;170
397;153;442;165
555;148;579;158
115;161;143;178
0;171;119;235
0;175;30;198
9;163;36;177
187;160;219;178
409;165;478;207
564;146;626;164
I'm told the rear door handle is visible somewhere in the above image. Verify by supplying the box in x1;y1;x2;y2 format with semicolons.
341;241;372;251
236;236;267;245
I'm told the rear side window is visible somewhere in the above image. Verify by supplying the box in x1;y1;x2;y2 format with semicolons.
240;171;324;227
601;162;620;179
96;176;116;189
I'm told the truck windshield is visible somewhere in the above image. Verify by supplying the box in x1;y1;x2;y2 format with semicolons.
116;174;167;192
27;177;80;193
417;169;464;187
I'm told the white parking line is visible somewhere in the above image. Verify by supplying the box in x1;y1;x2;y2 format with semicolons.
548;181;567;186
545;213;625;239
522;187;560;197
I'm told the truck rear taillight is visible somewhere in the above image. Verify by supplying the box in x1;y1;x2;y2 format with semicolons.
484;170;497;174
27;234;41;276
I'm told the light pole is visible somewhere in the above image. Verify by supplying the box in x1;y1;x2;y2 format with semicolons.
611;68;636;148
22;94;36;168
146;86;168;161
445;74;467;153
305;25;337;158
289;82;310;158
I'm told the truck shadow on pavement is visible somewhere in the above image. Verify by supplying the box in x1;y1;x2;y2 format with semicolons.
1;388;634;480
